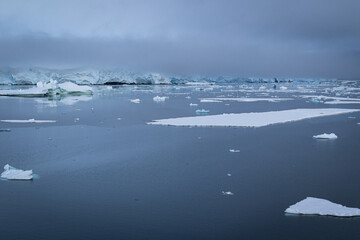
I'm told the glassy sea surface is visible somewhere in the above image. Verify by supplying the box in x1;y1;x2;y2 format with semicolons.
0;80;360;239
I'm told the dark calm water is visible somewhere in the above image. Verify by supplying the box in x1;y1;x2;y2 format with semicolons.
0;84;360;239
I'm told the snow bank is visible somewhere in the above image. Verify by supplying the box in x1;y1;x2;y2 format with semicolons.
285;197;360;217
313;133;338;139
1;119;56;123
1;164;33;180
148;108;360;127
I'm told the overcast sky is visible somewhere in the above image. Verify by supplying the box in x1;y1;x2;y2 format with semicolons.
0;0;359;77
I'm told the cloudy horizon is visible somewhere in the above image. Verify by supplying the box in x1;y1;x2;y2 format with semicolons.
1;0;359;78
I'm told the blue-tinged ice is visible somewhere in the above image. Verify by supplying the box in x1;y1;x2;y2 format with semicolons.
1;164;34;180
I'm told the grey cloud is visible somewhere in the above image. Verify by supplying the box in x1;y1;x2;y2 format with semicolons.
0;0;359;78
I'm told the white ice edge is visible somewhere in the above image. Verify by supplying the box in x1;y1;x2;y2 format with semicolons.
1;118;56;123
148;108;360;127
285;197;360;217
1;164;33;180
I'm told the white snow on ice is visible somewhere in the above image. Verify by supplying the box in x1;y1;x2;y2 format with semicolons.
148;108;360;127
1;164;33;180
285;197;360;217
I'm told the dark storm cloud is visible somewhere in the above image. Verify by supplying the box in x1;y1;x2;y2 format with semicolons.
0;0;359;77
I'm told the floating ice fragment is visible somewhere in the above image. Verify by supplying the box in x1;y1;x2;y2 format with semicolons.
117;118;122;120
185;96;191;99
227;173;232;177
1;164;34;180
200;99;222;103
222;191;234;195
189;103;198;106
130;99;141;103
280;86;288;90
148;108;360;127
285;197;360;217
153;96;168;102
229;149;240;153
57;82;92;95
313;133;337;139
1;119;56;123
196;109;210;114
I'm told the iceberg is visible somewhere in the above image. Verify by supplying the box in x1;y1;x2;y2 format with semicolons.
313;133;338;139
148;108;360;127
57;82;92;95
0;80;92;97
153;96;168;102
1;164;33;180
196;109;210;114
285;197;360;217
1;119;56;123
130;99;141;103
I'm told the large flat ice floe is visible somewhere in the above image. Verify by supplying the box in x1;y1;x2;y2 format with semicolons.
148;108;360;127
199;97;293;103
1;164;33;180
285;197;360;217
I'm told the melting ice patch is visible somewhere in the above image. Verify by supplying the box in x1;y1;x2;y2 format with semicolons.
148;108;360;127
1;164;34;180
313;133;338;139
285;197;360;217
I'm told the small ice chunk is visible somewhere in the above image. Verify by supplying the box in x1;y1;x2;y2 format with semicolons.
153;96;168;102
130;99;141;103
313;133;338;139
1;164;33;180
117;118;122;120
222;191;234;195
185;96;191;99
196;109;210;114
227;173;232;177
285;197;360;217
229;149;240;153
1;119;56;123
189;103;198;106
280;86;288;90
